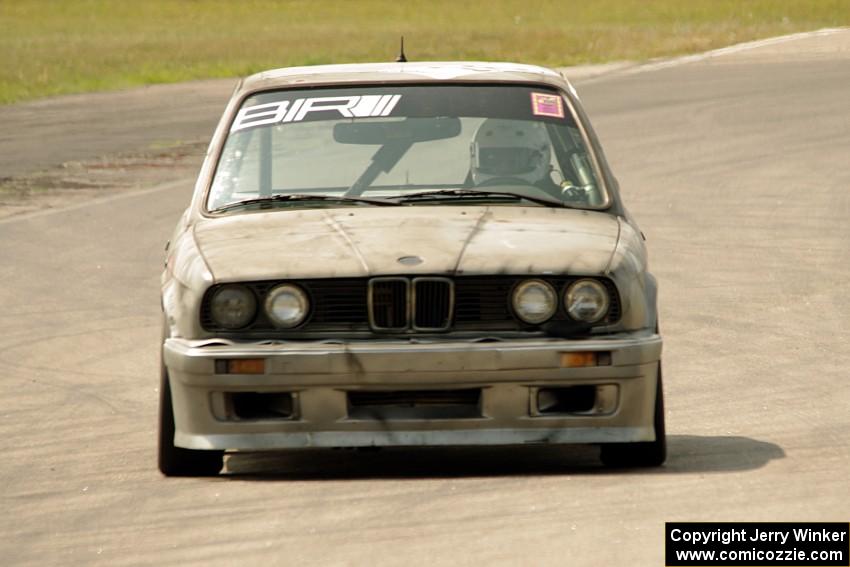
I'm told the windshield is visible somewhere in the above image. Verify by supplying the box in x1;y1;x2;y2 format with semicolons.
207;84;608;212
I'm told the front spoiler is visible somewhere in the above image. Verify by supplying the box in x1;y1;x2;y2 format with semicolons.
163;333;662;450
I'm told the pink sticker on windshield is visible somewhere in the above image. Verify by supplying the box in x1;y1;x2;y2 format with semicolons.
530;92;564;118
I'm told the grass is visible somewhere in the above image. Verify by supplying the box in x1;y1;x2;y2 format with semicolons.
1;0;848;104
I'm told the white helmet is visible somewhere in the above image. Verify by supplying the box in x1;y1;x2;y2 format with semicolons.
470;119;551;186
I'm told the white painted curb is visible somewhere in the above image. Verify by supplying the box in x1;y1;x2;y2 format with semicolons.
559;27;849;82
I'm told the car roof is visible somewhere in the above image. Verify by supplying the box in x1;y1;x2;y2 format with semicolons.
236;61;572;96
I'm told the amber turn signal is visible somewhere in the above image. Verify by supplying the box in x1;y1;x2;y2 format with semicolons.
560;351;611;368
215;358;266;374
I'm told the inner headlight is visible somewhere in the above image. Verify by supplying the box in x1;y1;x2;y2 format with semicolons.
265;284;310;328
210;285;257;329
512;280;557;324
565;279;610;323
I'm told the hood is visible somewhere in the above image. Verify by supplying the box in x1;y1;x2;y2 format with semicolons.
193;206;620;282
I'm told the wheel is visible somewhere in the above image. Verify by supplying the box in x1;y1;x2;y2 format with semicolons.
599;363;667;468
158;361;224;477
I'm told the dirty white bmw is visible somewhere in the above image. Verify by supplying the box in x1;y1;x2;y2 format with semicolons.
159;62;665;476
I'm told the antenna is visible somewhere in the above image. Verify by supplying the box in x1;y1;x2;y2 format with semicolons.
395;36;407;63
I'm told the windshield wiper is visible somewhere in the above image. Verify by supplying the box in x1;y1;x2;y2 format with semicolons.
389;189;571;208
210;193;401;213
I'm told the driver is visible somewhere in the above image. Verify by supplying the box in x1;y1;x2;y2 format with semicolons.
469;119;554;189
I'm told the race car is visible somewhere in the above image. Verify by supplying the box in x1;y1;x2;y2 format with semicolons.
158;61;665;476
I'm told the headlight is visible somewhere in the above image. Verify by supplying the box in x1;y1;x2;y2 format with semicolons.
512;279;557;324
210;285;257;329
265;284;310;328
565;279;610;323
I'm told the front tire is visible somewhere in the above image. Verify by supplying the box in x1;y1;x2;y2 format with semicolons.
599;363;667;468
158;362;224;477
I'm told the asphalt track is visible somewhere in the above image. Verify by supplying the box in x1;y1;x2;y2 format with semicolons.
1;31;849;566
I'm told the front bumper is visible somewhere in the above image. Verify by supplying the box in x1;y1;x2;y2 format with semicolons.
163;333;662;450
